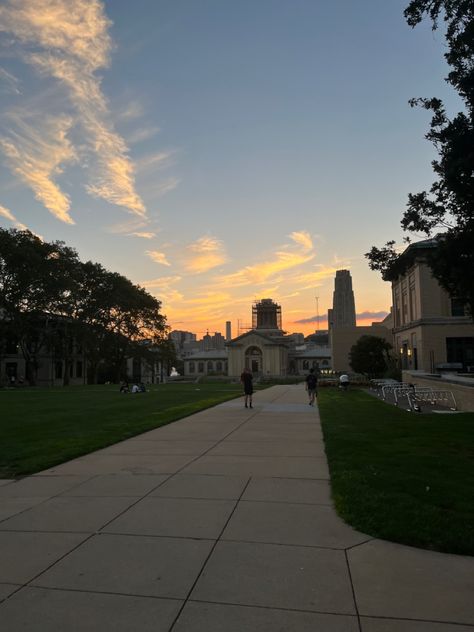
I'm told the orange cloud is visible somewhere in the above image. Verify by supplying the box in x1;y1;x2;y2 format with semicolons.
0;0;147;217
146;250;171;266
289;230;313;251
0;114;76;224
129;231;156;239
217;250;315;287
183;236;227;274
0;204;28;230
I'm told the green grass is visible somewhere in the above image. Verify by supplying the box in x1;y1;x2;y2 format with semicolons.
0;383;253;478
318;388;474;556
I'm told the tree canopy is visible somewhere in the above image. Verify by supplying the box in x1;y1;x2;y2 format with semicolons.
366;0;474;316
0;228;170;384
349;335;393;378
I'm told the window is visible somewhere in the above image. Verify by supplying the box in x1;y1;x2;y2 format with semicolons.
198;362;204;373
69;363;74;378
447;337;474;368
55;362;63;379
5;337;18;354
6;362;17;378
207;361;213;371
303;360;309;370
188;362;195;373
76;361;83;378
451;298;466;317
216;361;222;372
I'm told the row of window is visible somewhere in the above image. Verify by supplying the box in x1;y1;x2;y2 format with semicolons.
187;361;227;374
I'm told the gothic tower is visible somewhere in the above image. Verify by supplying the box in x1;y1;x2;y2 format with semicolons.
331;270;356;328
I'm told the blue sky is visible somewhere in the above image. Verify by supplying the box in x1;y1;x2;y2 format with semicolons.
0;0;458;334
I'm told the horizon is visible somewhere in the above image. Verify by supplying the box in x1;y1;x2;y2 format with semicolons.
0;1;456;337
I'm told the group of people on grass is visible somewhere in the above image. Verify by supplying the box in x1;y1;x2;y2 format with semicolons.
119;381;146;394
240;367;349;408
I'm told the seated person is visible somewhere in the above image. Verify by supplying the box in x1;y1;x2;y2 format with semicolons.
119;381;129;393
339;373;349;391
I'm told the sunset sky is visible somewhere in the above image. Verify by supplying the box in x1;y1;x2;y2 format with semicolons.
0;0;458;337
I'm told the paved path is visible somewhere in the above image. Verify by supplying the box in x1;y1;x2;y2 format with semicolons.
0;385;473;631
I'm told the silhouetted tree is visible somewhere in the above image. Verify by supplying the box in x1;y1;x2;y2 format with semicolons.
349;335;393;378
0;228;169;385
367;1;474;316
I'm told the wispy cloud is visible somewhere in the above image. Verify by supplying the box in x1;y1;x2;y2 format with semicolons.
294;310;389;325
0;204;27;230
357;310;389;321
0;67;21;94
140;275;182;303
214;231;316;288
0;114;76;224
129;231;157;239
183;236;227;274
117;100;144;121
127;126;160;144
136;151;176;173
144;177;180;199
0;0;146;217
289;266;338;290
141;275;182;289
293;314;328;324
146;250;171;266
289;230;313;252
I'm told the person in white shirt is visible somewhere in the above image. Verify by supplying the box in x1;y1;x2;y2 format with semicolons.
339;374;349;391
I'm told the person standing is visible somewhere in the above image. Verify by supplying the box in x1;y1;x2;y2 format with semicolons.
240;367;254;408
305;368;318;406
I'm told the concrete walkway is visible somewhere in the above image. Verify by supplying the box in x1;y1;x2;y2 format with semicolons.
0;385;473;631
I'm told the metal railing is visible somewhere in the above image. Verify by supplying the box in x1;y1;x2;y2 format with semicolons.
407;389;457;412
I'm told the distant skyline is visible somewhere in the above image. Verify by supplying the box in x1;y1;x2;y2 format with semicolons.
0;0;459;335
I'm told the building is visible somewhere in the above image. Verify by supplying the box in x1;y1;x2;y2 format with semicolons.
387;237;474;372
330;270;356;329
330;322;392;373
226;299;332;378
183;350;228;377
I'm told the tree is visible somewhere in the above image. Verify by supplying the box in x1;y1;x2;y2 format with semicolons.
349;335;393;378
0;228;80;384
0;228;169;385
366;1;474;316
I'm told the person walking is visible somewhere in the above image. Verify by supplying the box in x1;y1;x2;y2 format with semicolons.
305;368;318;406
240;367;254;408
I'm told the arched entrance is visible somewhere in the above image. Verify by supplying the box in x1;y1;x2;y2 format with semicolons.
245;345;263;374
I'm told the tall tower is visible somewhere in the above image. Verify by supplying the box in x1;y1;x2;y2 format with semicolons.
225;321;232;341
331;270;356;328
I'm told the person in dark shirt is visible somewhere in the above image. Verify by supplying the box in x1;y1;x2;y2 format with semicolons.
305;368;318;406
240;368;254;408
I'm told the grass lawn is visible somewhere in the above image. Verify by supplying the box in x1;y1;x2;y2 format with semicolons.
318;388;474;556
0;382;253;478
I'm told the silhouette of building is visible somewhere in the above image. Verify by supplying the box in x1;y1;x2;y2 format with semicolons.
330;270;356;329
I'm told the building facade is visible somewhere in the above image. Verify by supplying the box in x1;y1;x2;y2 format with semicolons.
389;238;474;372
183;350;228;377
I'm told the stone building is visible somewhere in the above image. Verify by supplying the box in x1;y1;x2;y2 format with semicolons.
329;269;356;329
183;350;228;377
387;237;474;372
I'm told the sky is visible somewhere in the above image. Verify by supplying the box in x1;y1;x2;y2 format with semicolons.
0;0;460;337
